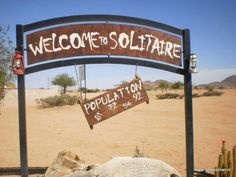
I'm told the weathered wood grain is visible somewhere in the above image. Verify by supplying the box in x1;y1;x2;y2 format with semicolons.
80;78;149;127
26;24;182;66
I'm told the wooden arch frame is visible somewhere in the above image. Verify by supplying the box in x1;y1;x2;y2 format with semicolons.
14;15;194;177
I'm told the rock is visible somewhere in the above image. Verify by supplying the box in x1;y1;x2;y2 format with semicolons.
44;151;181;177
44;150;87;177
95;157;181;177
64;165;98;177
64;170;96;177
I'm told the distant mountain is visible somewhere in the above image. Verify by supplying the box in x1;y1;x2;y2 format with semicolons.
143;75;236;90
198;75;236;88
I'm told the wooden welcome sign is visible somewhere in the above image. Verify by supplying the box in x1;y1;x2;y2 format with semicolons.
80;78;149;128
26;24;181;66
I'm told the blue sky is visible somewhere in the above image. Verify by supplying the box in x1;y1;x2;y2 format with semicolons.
1;0;236;89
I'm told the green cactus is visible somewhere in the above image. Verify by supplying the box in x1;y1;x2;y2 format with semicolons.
222;141;226;154
223;149;228;177
216;142;235;177
219;154;224;177
233;146;236;177
215;166;220;177
227;151;232;177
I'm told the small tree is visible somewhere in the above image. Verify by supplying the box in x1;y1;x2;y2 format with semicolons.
51;74;76;95
159;81;170;94
171;81;184;93
0;25;14;100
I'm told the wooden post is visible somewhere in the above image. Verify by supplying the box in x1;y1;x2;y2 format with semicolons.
183;29;194;177
16;24;29;177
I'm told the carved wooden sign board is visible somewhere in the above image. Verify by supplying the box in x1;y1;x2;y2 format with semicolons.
80;78;149;128
25;23;181;128
26;24;182;66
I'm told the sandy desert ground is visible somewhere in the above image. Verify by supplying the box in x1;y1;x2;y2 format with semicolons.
0;88;236;177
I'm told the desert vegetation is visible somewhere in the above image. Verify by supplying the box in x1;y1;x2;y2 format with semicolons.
214;142;236;177
36;73;102;108
36;95;78;108
36;74;78;108
156;93;184;99
202;88;224;97
153;81;224;100
36;78;227;108
0;25;14;101
51;73;76;95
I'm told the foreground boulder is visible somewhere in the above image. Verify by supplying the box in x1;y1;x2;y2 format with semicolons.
44;150;181;177
44;150;87;177
94;157;181;177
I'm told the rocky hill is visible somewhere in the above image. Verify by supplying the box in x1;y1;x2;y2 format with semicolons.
143;75;236;90
199;75;236;88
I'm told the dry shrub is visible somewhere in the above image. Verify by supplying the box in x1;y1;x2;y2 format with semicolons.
202;90;223;97
156;93;183;99
36;95;78;108
192;93;201;98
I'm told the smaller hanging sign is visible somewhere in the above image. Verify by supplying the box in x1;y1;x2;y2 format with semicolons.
80;77;149;128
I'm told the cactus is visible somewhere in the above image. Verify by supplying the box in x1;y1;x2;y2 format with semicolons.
221;141;227;177
222;140;226;154
218;154;224;177
223;149;228;177
216;141;235;177
233;146;236;177
215;166;220;177
227;151;232;177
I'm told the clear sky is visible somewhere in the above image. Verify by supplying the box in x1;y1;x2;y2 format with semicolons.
1;0;236;89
